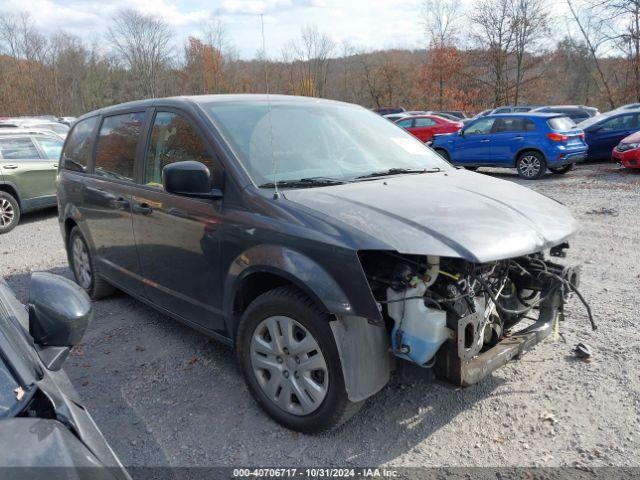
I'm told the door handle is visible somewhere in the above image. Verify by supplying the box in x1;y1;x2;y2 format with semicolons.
2;165;18;169
514;136;524;140
132;202;153;215
480;139;490;143
53;164;58;168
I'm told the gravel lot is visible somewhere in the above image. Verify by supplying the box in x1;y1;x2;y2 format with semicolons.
2;162;639;469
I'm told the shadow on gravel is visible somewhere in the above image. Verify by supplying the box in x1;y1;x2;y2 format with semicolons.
15;206;58;227
3;265;502;467
4;266;72;300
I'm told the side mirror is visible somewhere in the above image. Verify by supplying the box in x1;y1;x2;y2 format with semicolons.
28;273;92;371
163;161;223;200
458;129;465;136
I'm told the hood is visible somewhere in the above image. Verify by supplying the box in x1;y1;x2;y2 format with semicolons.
620;131;640;144
433;132;457;143
283;170;578;263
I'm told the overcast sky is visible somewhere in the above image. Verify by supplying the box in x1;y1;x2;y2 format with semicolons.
1;0;431;58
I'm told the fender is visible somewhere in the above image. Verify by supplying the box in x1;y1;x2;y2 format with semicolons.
224;244;381;337
514;147;546;166
60;203;91;247
0;180;22;206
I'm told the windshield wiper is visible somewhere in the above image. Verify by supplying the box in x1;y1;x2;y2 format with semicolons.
258;177;348;189
355;167;441;179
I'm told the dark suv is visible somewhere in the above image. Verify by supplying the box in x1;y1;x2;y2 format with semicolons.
58;95;585;433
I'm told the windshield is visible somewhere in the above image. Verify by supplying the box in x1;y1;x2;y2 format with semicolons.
547;116;576;130
31;123;69;135
0;357;19;417
577;112;612;129
202;101;451;187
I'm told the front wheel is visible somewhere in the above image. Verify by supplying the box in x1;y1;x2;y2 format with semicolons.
434;148;450;162
549;163;574;174
236;286;362;433
0;192;20;234
516;151;547;180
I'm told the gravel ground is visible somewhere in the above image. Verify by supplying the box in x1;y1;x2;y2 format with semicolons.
1;162;639;469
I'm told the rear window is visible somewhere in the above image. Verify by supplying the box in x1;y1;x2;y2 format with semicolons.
547;116;575;130
0;137;40;159
94;112;145;182
62;116;99;172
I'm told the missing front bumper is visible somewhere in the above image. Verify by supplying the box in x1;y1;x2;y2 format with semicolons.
434;291;562;387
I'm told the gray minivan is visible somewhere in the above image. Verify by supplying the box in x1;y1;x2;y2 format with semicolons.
57;94;587;432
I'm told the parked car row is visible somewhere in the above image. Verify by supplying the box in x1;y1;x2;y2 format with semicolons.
0;116;72;138
377;103;640;178
0;128;63;233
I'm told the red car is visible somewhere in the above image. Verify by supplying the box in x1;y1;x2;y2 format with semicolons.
612;131;640;169
394;115;463;142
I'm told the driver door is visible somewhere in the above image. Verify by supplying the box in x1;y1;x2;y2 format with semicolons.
455;118;495;164
131;109;226;333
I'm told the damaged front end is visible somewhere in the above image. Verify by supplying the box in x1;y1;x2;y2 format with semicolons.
359;249;594;387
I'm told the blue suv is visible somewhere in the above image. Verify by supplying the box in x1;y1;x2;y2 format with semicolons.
431;113;588;179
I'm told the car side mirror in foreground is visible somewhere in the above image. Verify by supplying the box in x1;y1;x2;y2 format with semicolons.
458;130;464;136
28;272;92;371
163;161;223;200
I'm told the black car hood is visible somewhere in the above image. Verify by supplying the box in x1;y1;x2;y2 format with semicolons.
283;170;578;262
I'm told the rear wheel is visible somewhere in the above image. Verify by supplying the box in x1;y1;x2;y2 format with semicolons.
68;227;115;299
549;163;574;174
464;166;479;171
516;151;547;180
236;286;362;433
0;192;20;234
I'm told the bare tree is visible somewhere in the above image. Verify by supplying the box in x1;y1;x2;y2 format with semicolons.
421;0;460;48
566;0;616;108
470;0;515;105
284;25;334;97
510;0;551;104
107;9;173;98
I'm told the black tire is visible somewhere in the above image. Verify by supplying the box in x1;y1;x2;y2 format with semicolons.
549;163;574;174
516;151;547;180
236;286;363;433
68;226;115;299
434;148;450;162
0;191;20;234
464;166;479;171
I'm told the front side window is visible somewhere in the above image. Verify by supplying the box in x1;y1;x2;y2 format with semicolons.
414;118;437;127
600;114;636;131
0;137;40;160
465;118;495;135
203;102;451;186
62;116;99;172
395;118;413;128
35;137;64;160
145;112;217;188
95;112;145;182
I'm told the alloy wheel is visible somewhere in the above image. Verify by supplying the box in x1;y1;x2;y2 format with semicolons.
519;155;542;178
72;236;92;289
250;315;329;416
0;198;15;228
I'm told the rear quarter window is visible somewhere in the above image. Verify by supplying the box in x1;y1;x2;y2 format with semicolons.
547;116;575;130
62;116;99;172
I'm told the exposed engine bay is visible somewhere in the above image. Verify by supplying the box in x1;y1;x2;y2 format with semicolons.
359;248;595;386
